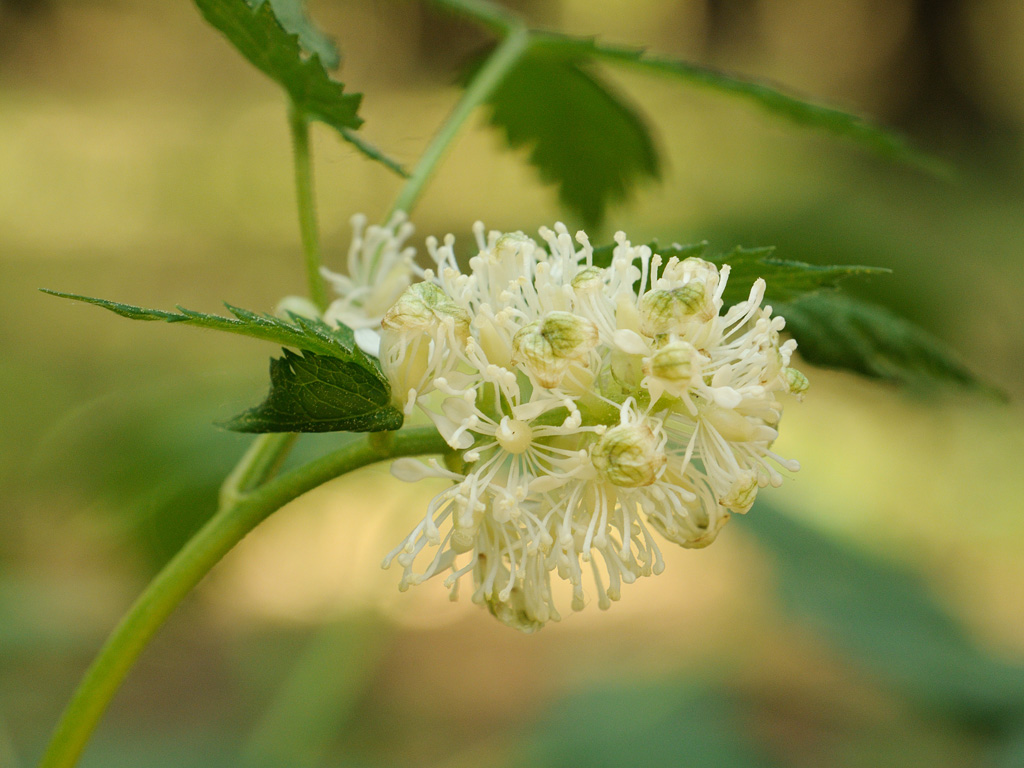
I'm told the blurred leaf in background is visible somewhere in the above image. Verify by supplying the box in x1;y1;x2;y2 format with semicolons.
240;616;388;768
746;504;1024;752
745;504;1024;723
524;682;784;768
25;378;251;570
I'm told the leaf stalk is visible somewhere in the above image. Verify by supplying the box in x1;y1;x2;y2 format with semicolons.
388;25;531;217
218;432;298;509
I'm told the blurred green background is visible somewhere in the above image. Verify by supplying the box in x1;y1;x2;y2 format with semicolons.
3;0;1024;766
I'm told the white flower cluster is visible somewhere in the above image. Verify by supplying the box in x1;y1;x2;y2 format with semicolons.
331;216;806;632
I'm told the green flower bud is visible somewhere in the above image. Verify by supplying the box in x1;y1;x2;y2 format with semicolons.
381;282;469;343
718;471;758;513
592;422;666;488
639;282;714;336
379;283;470;411
484;586;545;634
512;311;599;388
644;473;732;548
645;339;700;385
494;231;534;261
642;339;704;404
785;367;809;398
679;512;731;549
571;266;605;294
660;256;720;286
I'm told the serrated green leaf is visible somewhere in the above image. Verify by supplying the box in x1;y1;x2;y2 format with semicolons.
591;240;883;305
193;0;361;134
474;46;660;228
777;293;1003;396
224;349;403;433
746;505;1024;721
708;246;889;305
534;34;947;176
196;0;409;175
255;0;340;70
41;290;357;359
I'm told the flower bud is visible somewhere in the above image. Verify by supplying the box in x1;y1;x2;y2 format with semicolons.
592;421;666;488
483;586;546;634
648;510;731;549
645;476;732;549
639;282;714;336
473;553;548;633
660;256;720;288
785;367;809;399
379;283;470;411
381;282;469;342
643;339;702;403
718;470;758;513
512;311;599;388
570;266;605;295
679;511;731;549
494;231;535;261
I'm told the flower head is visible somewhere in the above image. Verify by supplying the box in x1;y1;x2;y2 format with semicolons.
377;221;806;631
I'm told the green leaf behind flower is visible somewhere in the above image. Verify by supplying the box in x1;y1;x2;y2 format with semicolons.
224;349;403;433
708;246;889;305
534;35;947;176
473;46;660;228
591;240;883;304
777;293;1003;396
41;290;358;358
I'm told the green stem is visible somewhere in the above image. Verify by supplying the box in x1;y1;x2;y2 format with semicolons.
290;105;328;311
388;26;530;218
219;433;298;509
37;426;449;768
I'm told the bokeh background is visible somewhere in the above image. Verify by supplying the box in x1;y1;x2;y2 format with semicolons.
3;0;1024;766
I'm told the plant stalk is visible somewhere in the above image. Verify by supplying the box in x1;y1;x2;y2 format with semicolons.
290;106;328;310
36;426;449;768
